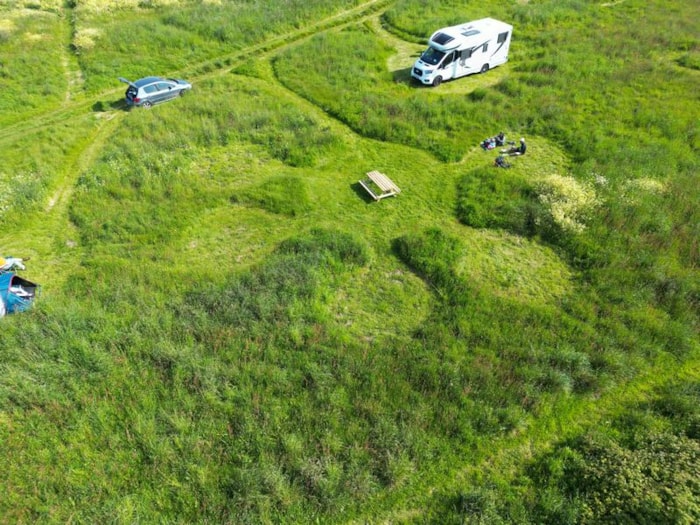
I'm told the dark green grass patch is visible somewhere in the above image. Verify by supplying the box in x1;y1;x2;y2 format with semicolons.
455;166;536;233
186;75;340;166
478;380;700;525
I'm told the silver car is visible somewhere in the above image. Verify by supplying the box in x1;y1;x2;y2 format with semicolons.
118;76;192;108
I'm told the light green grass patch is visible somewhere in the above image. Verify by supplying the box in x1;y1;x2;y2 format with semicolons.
504;136;571;179
326;263;432;343
366;16;423;84
75;0;186;13
1;1;63;11
455;229;573;305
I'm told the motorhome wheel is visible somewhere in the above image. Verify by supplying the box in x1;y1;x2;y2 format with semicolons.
432;76;442;87
480;64;490;73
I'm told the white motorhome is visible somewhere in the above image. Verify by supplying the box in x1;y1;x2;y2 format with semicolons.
411;18;513;87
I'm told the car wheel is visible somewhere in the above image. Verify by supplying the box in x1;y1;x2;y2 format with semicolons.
143;100;152;109
179;89;186;97
432;75;442;87
480;63;490;74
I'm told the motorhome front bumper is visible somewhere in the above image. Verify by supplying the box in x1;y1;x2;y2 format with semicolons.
411;68;434;84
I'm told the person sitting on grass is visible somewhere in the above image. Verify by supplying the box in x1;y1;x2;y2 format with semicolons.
502;137;526;156
482;132;507;150
481;137;496;150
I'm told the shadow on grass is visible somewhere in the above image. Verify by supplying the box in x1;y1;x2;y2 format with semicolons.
351;182;378;204
392;66;416;85
92;100;130;112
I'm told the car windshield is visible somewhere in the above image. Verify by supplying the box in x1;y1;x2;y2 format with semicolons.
420;47;445;66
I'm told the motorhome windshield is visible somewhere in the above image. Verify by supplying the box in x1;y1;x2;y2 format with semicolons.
420;47;445;66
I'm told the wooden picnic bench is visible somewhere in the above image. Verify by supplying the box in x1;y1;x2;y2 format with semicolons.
359;170;401;201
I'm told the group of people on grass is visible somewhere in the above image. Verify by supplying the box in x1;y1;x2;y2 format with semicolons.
481;132;526;168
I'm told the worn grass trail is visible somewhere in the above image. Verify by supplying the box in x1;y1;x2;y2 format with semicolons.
2;112;124;290
0;0;395;288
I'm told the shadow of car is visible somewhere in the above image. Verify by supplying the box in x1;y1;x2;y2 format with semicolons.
118;76;192;108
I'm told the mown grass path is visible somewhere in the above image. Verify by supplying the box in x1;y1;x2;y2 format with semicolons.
61;2;84;105
0;0;393;142
3;112;124;289
0;0;395;288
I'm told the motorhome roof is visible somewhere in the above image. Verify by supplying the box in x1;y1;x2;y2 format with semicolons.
428;18;511;51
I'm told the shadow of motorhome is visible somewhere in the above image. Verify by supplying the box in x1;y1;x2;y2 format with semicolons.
392;67;417;85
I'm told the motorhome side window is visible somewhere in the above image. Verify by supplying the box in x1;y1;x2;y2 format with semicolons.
460;48;473;61
498;32;509;43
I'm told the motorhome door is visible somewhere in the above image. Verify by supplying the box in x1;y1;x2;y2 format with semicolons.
439;51;458;80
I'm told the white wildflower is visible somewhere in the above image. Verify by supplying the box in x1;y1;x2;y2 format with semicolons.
620;178;665;205
627;178;664;194
537;175;599;234
593;172;608;187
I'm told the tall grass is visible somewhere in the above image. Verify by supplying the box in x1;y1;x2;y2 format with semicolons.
0;8;67;123
70;0;363;94
275;25;514;162
0;114;102;224
428;378;700;524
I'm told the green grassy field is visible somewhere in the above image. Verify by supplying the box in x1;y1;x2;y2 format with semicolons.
0;0;698;523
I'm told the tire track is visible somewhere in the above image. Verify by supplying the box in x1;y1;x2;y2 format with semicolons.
61;2;85;105
8;112;125;290
1;0;395;285
0;0;392;144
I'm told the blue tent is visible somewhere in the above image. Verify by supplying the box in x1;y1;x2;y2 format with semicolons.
0;272;38;315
